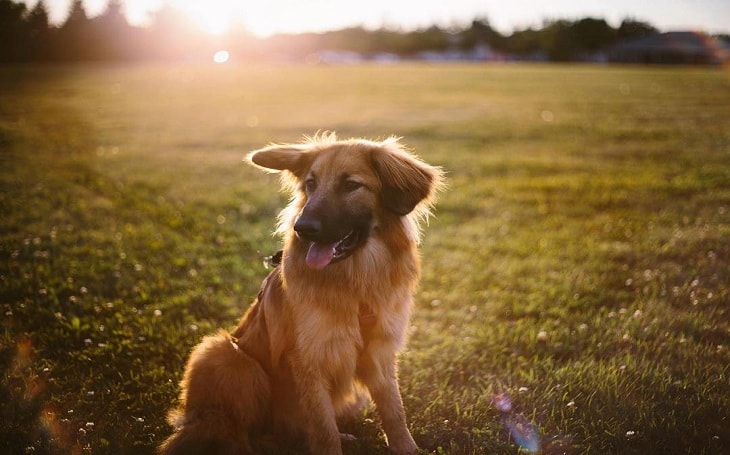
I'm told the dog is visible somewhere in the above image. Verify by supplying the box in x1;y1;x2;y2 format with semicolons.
159;133;443;455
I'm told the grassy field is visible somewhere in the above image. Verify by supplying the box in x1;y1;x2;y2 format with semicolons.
1;63;729;454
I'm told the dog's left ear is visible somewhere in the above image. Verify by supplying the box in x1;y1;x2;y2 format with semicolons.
371;141;442;216
246;144;313;176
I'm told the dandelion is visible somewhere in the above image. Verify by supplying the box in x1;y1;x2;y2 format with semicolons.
536;331;548;342
153;309;162;317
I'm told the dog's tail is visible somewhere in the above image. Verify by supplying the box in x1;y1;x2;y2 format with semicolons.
158;410;252;455
158;331;272;455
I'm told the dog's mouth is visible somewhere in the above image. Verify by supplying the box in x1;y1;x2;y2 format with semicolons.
304;229;363;270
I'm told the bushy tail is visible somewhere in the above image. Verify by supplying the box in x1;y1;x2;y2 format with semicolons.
157;331;270;455
157;410;252;455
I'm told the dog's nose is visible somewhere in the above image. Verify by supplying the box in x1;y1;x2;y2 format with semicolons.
294;217;322;240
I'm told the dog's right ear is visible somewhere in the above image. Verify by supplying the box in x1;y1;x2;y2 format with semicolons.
246;144;313;176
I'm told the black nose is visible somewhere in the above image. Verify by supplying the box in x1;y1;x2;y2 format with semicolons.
294;217;322;240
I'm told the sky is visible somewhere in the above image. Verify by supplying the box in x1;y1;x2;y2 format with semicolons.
20;0;730;37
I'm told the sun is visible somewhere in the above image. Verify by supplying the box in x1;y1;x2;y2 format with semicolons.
175;0;242;35
167;0;365;37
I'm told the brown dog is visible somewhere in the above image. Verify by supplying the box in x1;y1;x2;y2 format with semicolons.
159;133;443;455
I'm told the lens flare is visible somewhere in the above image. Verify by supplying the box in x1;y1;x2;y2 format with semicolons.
492;392;540;452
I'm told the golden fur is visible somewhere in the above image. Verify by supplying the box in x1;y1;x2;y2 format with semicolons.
159;133;443;455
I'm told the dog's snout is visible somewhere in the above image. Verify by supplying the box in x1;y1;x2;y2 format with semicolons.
294;217;322;240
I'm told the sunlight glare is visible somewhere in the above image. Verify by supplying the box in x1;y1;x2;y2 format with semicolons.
177;0;237;35
213;50;230;64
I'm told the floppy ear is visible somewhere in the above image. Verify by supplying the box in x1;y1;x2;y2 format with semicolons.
246;144;312;175
371;143;441;216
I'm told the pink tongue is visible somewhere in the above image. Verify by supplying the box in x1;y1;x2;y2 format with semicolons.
305;242;337;270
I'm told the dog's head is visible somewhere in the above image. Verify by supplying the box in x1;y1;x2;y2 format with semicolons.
247;133;443;270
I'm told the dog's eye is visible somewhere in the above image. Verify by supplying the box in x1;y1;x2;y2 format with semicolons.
342;180;363;193
304;178;316;193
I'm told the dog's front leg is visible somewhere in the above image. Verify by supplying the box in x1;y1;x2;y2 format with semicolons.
290;354;343;455
360;344;418;455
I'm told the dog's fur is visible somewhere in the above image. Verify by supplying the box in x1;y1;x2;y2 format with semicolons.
159;133;443;455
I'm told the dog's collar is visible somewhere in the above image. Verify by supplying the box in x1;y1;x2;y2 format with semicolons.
264;250;283;269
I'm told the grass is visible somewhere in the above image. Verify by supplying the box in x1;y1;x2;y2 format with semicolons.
1;63;728;454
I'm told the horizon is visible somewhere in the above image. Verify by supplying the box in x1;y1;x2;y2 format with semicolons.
20;0;730;38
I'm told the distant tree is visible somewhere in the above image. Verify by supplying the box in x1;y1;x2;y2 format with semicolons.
402;26;450;55
0;0;28;62
572;18;616;51
26;1;51;61
538;18;617;61
459;19;505;51
63;0;88;28
91;0;138;60
504;27;545;58
542;20;580;61
616;19;657;41
148;3;205;60
59;0;92;60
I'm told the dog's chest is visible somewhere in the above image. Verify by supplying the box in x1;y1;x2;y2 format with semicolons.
294;305;362;369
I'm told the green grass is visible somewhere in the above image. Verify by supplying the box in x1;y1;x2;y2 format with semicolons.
1;63;729;454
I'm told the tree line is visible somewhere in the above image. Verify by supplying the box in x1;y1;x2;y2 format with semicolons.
1;0;718;63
